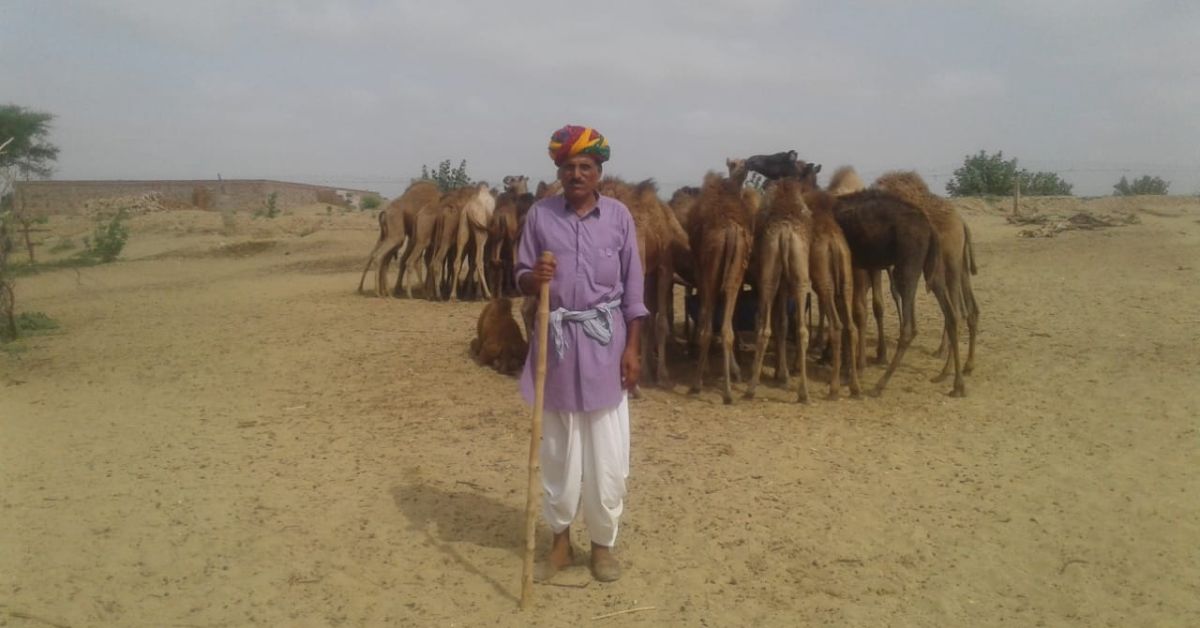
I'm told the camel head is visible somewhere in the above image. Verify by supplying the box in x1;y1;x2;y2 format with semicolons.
797;161;822;193
726;158;749;186
502;175;529;196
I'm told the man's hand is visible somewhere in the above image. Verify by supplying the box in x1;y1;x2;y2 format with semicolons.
519;254;557;296
621;347;641;391
532;255;557;285
621;317;643;390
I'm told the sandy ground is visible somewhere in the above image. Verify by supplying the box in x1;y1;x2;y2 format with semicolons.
2;196;1199;627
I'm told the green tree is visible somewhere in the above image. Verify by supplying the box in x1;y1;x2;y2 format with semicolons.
360;194;382;211
1;105;60;263
946;150;1019;197
946;150;1072;196
1113;175;1169;196
420;159;472;192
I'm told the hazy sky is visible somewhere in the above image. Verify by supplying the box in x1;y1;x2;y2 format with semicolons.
4;0;1198;197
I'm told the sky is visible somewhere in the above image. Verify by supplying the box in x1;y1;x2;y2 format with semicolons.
3;0;1198;198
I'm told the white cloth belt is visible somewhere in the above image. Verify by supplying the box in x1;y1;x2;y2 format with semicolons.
549;298;622;360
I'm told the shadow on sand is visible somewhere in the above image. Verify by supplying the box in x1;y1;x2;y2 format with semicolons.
390;482;525;602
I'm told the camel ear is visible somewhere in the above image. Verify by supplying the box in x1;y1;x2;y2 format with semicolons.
813;164;823;174
788;150;798;160
726;158;734;167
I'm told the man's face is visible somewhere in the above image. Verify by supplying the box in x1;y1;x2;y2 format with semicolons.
557;155;601;197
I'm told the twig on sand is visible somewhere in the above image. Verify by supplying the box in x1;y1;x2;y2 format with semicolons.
591;606;656;620
3;607;72;628
543;580;590;589
1058;558;1088;575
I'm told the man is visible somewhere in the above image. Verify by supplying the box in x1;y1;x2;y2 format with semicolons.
515;125;647;583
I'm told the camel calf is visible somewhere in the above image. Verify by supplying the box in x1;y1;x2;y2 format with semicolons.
470;297;528;375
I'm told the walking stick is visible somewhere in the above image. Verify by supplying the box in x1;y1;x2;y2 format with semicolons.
521;251;554;610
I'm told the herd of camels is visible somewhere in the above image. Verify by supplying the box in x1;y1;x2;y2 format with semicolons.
357;151;980;403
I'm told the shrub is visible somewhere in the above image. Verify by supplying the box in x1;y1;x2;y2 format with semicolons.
947;150;1073;196
361;194;382;211
1113;175;1169;196
84;209;129;262
49;237;76;253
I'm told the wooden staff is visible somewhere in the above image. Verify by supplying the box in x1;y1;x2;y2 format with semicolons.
521;251;554;610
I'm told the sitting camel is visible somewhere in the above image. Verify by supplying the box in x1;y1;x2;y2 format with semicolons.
450;182;497;302
688;171;754;404
873;171;979;377
470;297;528;375
357;180;440;297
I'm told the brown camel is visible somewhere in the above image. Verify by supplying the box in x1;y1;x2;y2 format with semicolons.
827;166;865;197
487;176;529;297
470;297;528;375
809;187;965;397
449;182;496;302
426;183;489;301
744;177;814;402
357;180;440;297
598;177;689;387
688;172;754;404
873;170;979;376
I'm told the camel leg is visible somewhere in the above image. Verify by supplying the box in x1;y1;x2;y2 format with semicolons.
873;266;920;397
852;268;869;372
745;249;780;400
774;289;789;385
871;269;888;365
358;238;386;293
689;264;721;397
655;265;672;386
838;275;862;399
720;284;739;405
932;267;966;396
449;227;471;302
787;244;810;403
472;229;492;300
962;270;979;374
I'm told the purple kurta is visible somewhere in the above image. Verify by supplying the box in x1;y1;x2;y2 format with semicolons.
515;194;649;413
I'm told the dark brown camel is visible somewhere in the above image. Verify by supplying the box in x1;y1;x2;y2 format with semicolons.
873;170;979;377
807;188;965;397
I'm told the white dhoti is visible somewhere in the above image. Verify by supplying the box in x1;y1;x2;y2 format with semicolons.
540;394;630;547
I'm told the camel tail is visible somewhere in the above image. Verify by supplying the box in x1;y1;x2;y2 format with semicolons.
963;223;978;275
376;210;388;240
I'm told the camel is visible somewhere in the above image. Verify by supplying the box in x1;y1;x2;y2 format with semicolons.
597;177;689;387
810;187;965;397
688;172;754;404
744;150;802;180
827;166;865;197
487;176;529;297
806;189;862;399
356;180;440;297
873;170;979;376
743;177;814;402
449;182;496;302
470;297;528;375
414;186;477;300
396;196;448;299
534;180;562;200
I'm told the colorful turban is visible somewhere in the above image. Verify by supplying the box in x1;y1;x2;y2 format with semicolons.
548;125;610;166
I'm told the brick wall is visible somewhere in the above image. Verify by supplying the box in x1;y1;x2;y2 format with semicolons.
12;179;379;215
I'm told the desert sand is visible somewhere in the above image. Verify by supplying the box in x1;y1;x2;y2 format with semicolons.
2;195;1199;627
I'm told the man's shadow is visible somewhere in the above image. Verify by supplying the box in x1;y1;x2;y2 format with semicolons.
390;482;525;602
